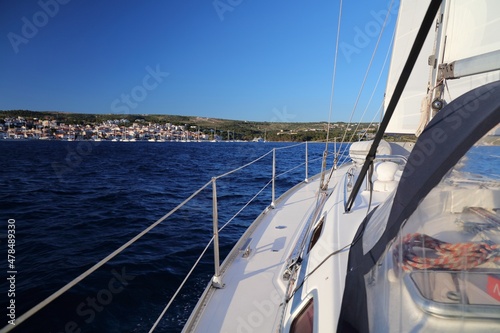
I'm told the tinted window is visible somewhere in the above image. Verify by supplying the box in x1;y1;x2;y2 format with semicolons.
290;299;314;333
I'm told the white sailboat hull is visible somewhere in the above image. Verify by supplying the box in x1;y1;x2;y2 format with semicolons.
183;174;323;332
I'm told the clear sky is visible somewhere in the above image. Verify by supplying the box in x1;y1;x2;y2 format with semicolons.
0;0;398;122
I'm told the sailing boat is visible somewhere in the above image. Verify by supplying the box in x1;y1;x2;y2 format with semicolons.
181;0;500;332
2;1;498;333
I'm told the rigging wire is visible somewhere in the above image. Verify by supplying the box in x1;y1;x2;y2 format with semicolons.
218;179;272;233
325;0;343;144
150;178;274;332
346;26;395;144
336;0;396;153
216;149;273;179
320;0;343;190
149;143;310;331
274;142;305;150
287;203;380;302
322;1;395;189
365;102;384;138
148;236;215;333
0;180;213;333
0;143;306;333
286;242;351;302
345;0;444;212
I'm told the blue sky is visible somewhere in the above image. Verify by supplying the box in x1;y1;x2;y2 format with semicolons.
0;0;398;122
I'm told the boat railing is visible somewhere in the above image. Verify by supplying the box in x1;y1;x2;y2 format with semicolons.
208;142;317;291
0;141;331;333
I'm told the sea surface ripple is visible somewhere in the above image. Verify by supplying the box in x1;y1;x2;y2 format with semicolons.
1;140;332;333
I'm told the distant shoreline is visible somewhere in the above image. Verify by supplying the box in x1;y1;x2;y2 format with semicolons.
0;109;413;143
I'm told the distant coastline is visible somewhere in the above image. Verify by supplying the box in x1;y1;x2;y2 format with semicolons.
0;109;409;142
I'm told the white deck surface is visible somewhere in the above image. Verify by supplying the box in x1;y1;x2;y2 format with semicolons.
186;177;321;333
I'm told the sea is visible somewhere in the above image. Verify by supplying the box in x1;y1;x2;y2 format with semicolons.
1;140;332;333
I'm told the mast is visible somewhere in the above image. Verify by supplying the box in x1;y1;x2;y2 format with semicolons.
425;0;500;133
415;0;447;135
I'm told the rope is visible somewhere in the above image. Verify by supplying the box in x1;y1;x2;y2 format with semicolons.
395;233;500;272
458;207;500;234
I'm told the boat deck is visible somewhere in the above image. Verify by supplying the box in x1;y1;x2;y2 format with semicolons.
183;176;322;333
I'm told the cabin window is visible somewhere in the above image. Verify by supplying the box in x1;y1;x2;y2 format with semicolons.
308;215;325;252
290;298;314;333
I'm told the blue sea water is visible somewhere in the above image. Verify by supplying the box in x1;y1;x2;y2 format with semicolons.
2;140;497;333
0;140;331;333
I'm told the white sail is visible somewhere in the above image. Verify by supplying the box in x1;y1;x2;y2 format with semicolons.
384;0;435;134
438;0;500;102
385;0;500;135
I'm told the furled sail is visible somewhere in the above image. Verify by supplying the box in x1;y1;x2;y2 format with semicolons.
439;0;500;102
384;0;500;135
384;0;435;134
